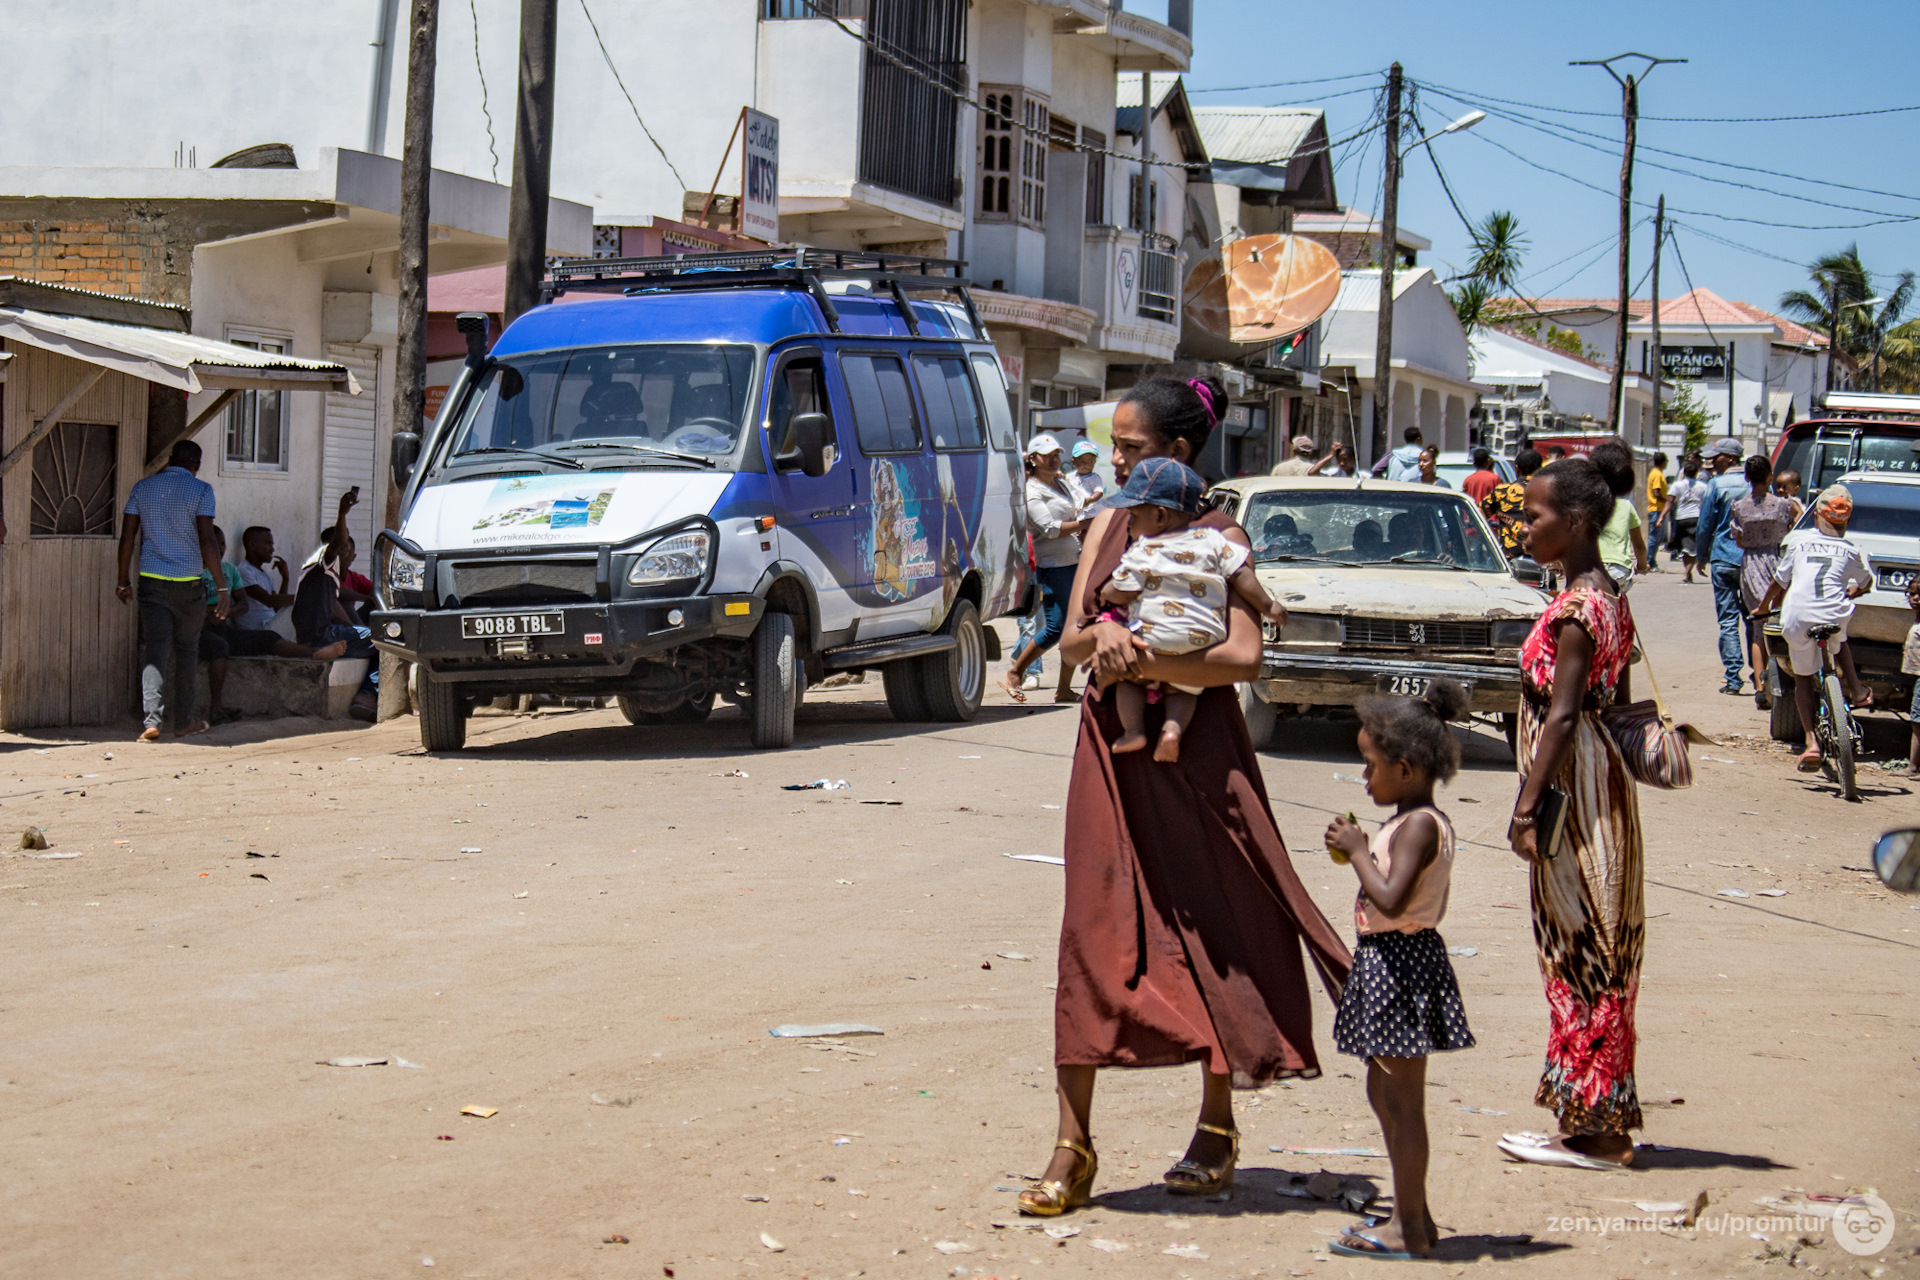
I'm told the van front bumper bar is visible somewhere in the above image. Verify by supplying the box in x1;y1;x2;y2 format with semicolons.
369;594;763;682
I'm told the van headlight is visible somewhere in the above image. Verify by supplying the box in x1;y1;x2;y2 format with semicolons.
386;547;426;593
1492;618;1535;648
626;529;711;586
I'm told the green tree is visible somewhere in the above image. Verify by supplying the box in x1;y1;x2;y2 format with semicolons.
1875;317;1920;393
1448;211;1528;335
1663;378;1713;455
1778;244;1916;389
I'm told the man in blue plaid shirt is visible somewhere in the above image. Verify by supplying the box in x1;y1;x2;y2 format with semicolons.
117;440;229;740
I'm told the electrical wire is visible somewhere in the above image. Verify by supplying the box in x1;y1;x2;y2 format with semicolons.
470;0;500;182
1415;82;1920;219
1188;70;1386;94
1404;79;1920;124
579;0;689;191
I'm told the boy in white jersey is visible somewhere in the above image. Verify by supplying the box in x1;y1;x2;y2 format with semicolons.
1753;484;1874;771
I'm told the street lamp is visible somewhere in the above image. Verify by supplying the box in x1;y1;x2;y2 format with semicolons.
1410;110;1486;149
1845;296;1887;393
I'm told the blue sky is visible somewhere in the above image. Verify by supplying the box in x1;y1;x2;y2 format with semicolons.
1157;0;1920;318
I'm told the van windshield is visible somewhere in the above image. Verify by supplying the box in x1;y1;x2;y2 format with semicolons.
1243;488;1505;571
442;344;755;472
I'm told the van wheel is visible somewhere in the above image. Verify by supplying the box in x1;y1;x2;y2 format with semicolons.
1239;680;1276;751
417;668;467;752
750;612;799;748
661;692;714;724
616;695;662;725
917;600;986;722
1768;658;1802;742
883;662;929;722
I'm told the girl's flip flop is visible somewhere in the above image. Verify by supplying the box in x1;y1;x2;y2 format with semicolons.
1497;1131;1631;1171
1328;1230;1423;1261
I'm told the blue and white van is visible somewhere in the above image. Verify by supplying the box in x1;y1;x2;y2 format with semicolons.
372;251;1027;751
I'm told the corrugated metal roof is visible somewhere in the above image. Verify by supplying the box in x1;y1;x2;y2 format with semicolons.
1191;107;1321;166
0;307;359;395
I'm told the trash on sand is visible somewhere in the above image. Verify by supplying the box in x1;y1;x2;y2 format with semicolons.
1088;1239;1130;1253
435;1134;454;1141
20;828;48;850
709;769;749;778
743;1194;769;1202
1304;1171;1344;1200
460;1105;498;1118
1164;1244;1208;1258
1044;1225;1080;1239
1040;803;1061;810
102;752;113;760
759;1232;785;1252
958;755;982;759
1757;889;1788;897
24;852;80;860
833;1137;852;1146
245;850;267;858
1717;888;1752;899
320;1056;389;1068
1634;1191;1710;1226
1004;853;1066;866
602;1234;629;1244
782;779;851;791
591;1094;635;1107
859;800;903;806
996;952;1031;961
1458;1106;1507;1115
392;1057;425;1069
769;1023;884;1038
250;873;269;881
933;1241;975;1255
459;847;482;854
1446;946;1478;957
1642;1097;1685;1108
1338;1186;1376;1214
513;891;529;899
1270;1145;1386;1158
1332;772;1363;784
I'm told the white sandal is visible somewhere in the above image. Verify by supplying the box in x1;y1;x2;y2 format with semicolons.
1497;1130;1631;1171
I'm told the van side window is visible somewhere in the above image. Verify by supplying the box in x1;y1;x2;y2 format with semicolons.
968;353;1019;452
842;353;922;454
767;355;837;471
912;354;986;451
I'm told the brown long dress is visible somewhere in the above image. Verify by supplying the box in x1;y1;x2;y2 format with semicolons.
1054;511;1352;1089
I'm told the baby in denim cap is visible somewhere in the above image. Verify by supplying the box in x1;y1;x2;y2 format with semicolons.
1099;457;1287;761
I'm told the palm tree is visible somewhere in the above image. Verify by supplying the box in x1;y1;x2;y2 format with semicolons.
1874;316;1920;393
1450;277;1492;335
1779;244;1917;389
1465;211;1529;296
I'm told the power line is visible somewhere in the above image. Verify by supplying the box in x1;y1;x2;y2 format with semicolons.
1416;82;1920;219
1402;79;1920;124
1188;70;1385;94
578;0;688;191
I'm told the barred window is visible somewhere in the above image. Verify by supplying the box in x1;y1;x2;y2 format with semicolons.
978;86;1047;228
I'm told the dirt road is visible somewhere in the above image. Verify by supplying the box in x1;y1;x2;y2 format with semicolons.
2;572;1914;1277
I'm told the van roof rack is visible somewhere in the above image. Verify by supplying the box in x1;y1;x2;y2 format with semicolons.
543;248;985;340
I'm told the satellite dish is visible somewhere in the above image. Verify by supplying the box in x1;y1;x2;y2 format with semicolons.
1182;234;1342;356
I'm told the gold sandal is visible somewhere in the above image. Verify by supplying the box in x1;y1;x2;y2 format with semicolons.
1164;1122;1239;1195
1017;1138;1097;1216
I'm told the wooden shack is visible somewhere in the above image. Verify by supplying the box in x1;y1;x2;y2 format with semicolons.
0;279;355;731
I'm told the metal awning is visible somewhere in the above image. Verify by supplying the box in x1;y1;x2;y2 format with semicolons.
0;306;359;395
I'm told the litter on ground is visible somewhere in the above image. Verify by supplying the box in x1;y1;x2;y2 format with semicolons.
782;779;851;791
1004;853;1066;866
769;1023;884;1038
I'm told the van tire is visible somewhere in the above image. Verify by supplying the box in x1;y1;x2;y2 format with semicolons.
417;668;467;752
616;695;663;725
1239;681;1276;751
661;692;714;724
917;599;986;722
883;663;929;722
750;612;799;748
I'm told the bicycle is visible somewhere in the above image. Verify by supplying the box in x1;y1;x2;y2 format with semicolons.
1763;614;1864;802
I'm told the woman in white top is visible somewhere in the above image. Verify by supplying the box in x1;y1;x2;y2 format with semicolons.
1000;434;1092;703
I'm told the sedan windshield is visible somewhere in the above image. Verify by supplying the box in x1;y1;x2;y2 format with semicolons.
1243;488;1505;571
443;344;754;471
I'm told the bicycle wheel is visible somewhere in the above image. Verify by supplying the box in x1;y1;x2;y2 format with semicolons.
1819;671;1858;800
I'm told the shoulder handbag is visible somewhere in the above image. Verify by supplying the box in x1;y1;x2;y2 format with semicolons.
1600;641;1713;790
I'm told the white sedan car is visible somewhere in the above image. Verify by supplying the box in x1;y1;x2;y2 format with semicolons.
1204;476;1548;750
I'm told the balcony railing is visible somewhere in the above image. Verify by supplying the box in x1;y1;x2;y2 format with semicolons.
1137;243;1177;323
856;0;965;207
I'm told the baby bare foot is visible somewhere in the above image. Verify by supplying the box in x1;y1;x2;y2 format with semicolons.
1153;724;1183;763
314;640;349;660
1111;731;1149;754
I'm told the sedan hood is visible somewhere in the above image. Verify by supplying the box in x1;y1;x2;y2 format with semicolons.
1254;563;1545;620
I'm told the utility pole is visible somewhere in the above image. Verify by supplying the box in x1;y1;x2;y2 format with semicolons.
1825;276;1839;400
504;0;558;325
1370;62;1402;467
1649;194;1663;442
382;0;437;721
1572;52;1684;434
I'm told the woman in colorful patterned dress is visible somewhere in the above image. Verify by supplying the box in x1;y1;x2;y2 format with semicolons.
1500;455;1645;1170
